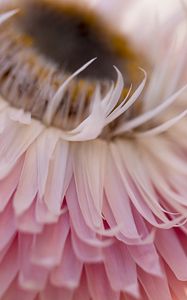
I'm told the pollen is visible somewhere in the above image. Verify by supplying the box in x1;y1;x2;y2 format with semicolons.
0;0;144;131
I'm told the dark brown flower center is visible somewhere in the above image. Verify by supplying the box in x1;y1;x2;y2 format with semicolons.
17;0;140;81
0;0;144;131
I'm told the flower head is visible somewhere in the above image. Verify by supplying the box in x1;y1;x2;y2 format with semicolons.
0;1;187;300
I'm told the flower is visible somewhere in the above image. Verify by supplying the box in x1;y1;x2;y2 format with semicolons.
0;0;187;300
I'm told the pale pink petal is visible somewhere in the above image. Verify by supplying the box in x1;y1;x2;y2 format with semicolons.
71;228;103;263
0;157;23;212
127;207;162;276
76;140;106;216
116;141;170;221
143;146;187;216
35;197;58;224
31;212;69;268
0;121;43;179
72;141;104;230
110;142;157;225
13;143;38;215
17;201;43;234
102;195;138;245
66;180;107;247
51;234;83;288
111;141;183;228
44;140;71;214
104;149;141;240
36;129;59;198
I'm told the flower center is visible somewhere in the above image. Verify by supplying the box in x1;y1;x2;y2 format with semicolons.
0;0;143;133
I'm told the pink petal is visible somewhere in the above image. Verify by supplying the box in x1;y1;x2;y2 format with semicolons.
71;228;103;263
40;283;74;300
31;212;69;268
86;263;120;300
16;200;43;234
0;238;19;297
1;278;37;300
166;265;187;300
155;228;187;280
104;241;139;297
128;242;162;276
0;238;14;264
122;285;150;300
72;271;90;300
18;234;48;291
102;196;136;244
128;209;162;276
51;234;83;289
138;267;172;300
0;202;16;251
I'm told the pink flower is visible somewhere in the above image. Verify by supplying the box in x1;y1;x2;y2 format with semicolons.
0;1;187;299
